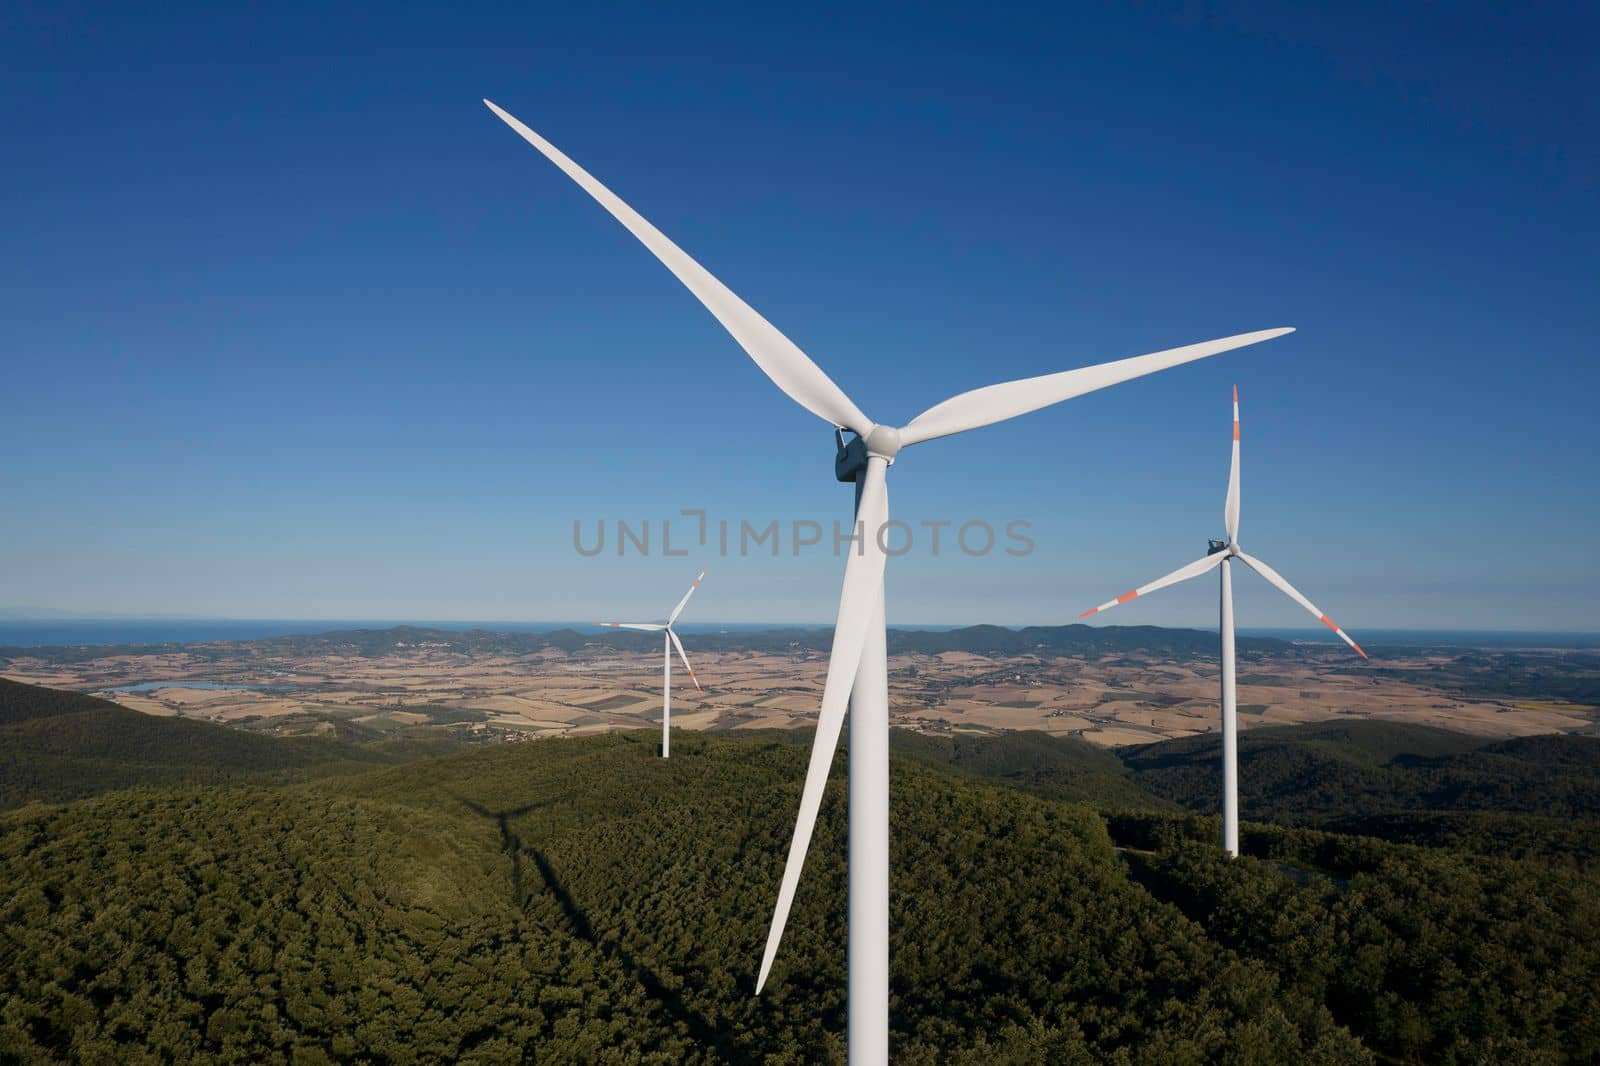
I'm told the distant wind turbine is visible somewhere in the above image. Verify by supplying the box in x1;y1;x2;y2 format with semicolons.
1078;387;1366;857
596;568;706;759
485;99;1293;1064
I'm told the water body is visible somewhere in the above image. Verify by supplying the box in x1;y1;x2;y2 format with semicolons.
0;620;403;648
0;619;818;648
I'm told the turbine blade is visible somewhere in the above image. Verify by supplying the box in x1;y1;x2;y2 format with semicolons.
1078;552;1225;618
1225;385;1241;544
484;101;873;435
596;622;667;632
667;627;701;691
898;329;1293;447
1234;550;1368;658
757;459;891;994
667;568;707;625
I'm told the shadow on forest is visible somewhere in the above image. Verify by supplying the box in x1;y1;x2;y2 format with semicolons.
452;792;739;1056
451;794;561;908
523;845;739;1059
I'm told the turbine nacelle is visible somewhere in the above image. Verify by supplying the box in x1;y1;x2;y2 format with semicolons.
834;428;868;483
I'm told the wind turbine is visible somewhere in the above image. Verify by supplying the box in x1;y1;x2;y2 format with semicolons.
596;568;706;758
1077;387;1366;857
485;99;1293;1063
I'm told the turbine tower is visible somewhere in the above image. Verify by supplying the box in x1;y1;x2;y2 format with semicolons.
1078;387;1366;856
486;100;1293;1063
596;568;705;758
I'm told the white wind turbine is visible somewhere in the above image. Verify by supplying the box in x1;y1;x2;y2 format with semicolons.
596;568;706;759
1077;387;1367;857
485;99;1293;1063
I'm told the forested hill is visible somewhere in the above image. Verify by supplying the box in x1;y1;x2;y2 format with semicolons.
0;678;113;724
1120;719;1600;868
2;680;1598;1061
0;621;1294;664
1121;718;1600;820
0;677;400;810
2;724;1597;1061
893;720;1600;871
891;728;1173;810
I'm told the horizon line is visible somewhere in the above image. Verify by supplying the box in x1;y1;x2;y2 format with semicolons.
0;614;1596;638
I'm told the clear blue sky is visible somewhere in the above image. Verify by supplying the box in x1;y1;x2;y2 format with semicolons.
2;3;1595;631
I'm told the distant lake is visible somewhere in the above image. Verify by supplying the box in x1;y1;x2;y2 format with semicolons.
0;619;823;649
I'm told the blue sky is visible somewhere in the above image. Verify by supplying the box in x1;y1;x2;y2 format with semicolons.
2;3;1595;630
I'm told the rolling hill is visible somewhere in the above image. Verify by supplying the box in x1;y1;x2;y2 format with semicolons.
890;728;1169;809
0;622;1296;665
1120;718;1600;822
1118;719;1600;870
0;679;1597;1061
0;677;401;810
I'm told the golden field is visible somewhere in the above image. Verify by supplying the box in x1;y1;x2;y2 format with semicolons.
5;636;1593;747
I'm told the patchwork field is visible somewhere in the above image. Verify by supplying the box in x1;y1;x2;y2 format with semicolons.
4;630;1594;747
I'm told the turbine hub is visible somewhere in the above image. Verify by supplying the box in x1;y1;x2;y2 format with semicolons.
864;425;902;460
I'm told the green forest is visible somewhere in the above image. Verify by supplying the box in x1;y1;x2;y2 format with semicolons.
1;677;1597;1062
